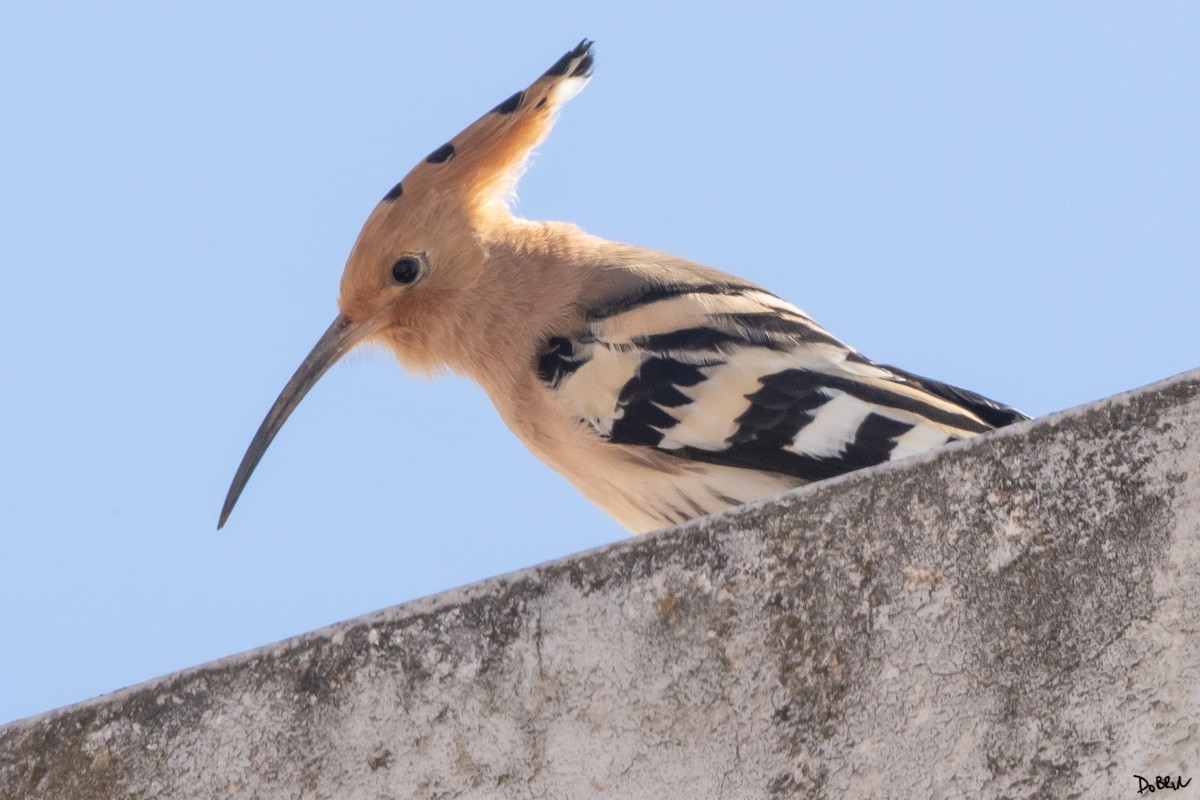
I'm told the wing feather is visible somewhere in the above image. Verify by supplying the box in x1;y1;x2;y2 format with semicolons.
537;276;1024;484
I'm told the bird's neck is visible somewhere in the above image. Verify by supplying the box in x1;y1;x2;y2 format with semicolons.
441;219;597;398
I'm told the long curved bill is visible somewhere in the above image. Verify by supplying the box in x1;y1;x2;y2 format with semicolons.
218;313;377;529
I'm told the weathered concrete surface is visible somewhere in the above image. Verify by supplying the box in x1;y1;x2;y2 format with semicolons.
3;370;1199;800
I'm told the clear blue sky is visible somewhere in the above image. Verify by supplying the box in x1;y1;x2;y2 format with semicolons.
2;3;1197;726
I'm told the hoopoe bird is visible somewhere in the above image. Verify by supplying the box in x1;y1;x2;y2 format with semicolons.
220;40;1027;533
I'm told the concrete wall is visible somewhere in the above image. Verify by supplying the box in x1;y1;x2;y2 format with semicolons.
3;369;1199;800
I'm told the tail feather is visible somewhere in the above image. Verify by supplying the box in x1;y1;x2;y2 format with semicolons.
880;364;1029;428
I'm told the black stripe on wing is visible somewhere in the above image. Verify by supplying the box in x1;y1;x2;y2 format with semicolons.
586;281;752;321
632;327;761;352
840;413;917;467
702;369;917;477
727;370;828;447
754;369;992;433
667;411;916;482
880;364;1029;429
630;313;846;353
713;312;845;348
536;336;589;388
609;357;714;446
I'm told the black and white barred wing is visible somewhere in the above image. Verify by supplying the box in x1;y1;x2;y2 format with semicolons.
539;282;1027;483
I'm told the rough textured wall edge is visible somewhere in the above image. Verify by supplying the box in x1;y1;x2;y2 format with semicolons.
1;366;1195;734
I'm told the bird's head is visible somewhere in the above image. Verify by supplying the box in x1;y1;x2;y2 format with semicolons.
219;40;595;528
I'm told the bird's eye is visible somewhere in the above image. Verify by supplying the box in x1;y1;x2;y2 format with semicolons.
391;257;422;285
